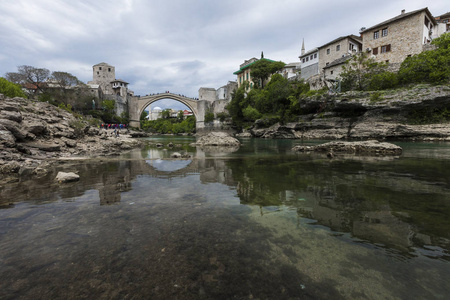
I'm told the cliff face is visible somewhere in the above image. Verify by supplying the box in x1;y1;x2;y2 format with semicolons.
243;85;450;140
0;94;143;180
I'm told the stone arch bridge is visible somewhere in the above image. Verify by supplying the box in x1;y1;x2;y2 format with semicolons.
128;93;207;130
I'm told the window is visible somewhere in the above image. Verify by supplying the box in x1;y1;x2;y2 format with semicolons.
374;31;379;39
331;70;334;75
373;47;378;55
108;68;111;72
302;58;306;63
314;53;317;58
306;57;309;62
327;48;330;54
310;55;313;60
382;28;388;37
336;45;340;51
97;71;99;75
381;44;391;53
99;67;102;70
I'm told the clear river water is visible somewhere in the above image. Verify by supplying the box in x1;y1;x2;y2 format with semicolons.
0;137;449;299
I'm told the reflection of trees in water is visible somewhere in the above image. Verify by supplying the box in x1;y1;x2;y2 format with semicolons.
225;156;450;257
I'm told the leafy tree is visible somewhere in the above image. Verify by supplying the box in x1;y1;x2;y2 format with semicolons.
243;105;261;121
48;71;84;105
340;52;389;91
0;77;26;98
398;33;450;84
177;110;184;121
140;110;149;121
161;109;171;119
250;59;286;88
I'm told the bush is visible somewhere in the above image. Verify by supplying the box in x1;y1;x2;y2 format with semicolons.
398;33;450;85
0;77;26;98
368;71;398;90
204;111;214;123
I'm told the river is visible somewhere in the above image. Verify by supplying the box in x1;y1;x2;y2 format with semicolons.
0;137;449;299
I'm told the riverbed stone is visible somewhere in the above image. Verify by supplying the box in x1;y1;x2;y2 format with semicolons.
55;171;80;183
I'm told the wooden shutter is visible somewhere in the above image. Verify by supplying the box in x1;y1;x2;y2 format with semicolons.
386;44;391;52
373;47;378;55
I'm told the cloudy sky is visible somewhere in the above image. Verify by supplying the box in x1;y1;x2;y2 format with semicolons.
0;0;447;103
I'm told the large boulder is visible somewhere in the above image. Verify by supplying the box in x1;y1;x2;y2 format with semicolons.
193;132;240;147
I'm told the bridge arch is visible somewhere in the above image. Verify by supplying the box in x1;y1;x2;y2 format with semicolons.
128;93;204;129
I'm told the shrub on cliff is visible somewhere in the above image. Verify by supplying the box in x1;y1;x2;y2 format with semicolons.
0;77;26;98
398;33;450;85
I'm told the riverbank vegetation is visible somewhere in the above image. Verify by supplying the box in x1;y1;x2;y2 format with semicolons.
140;109;196;134
226;33;450;129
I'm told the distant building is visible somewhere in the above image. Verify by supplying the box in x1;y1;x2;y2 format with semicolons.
280;62;301;80
434;12;450;38
360;8;437;68
300;35;362;81
233;53;276;89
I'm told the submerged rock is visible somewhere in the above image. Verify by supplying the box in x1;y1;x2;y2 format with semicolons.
293;140;402;155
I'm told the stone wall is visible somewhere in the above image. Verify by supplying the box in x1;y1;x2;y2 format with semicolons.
300;63;319;80
198;88;216;102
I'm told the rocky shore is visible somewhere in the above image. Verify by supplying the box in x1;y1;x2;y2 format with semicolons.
293;140;403;155
237;85;450;140
0;94;146;181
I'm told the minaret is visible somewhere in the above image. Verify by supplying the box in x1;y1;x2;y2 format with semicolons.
301;38;305;56
261;51;264;59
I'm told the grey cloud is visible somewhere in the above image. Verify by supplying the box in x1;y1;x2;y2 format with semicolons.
1;0;447;99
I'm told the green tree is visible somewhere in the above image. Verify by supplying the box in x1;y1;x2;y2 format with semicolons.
0;77;26;98
243;105;261;121
161;109;171;119
250;59;286;88
177;110;184;121
140;110;149;121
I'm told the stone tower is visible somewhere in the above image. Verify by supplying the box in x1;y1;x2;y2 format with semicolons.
92;62;115;94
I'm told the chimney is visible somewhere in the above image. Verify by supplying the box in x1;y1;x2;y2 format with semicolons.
401;9;406;14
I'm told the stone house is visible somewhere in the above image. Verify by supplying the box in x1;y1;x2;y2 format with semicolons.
319;35;362;81
318;35;362;73
360;8;437;68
